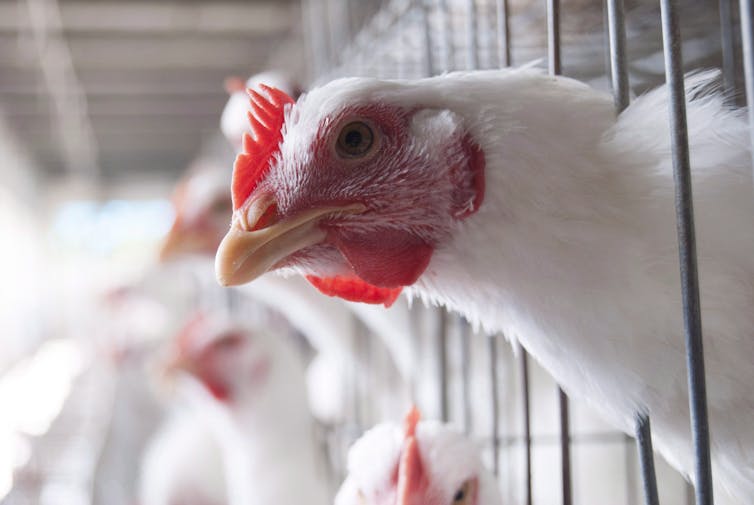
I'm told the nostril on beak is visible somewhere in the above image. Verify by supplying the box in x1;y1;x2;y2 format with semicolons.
251;201;278;231
239;194;279;232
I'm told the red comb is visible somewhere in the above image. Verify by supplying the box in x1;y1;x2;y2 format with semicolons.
404;405;421;438
231;84;295;210
397;406;425;505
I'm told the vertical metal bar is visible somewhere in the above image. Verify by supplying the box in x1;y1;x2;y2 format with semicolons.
496;0;511;67
558;389;572;505
489;334;500;476
421;0;436;77
438;309;450;422
439;0;454;71
635;416;660;505
520;351;533;505
606;0;630;111
659;1;715;503
741;0;754;175
546;0;561;75
351;315;363;434
467;0;479;69
602;0;612;87
607;3;664;502
546;3;569;503
719;0;737;95
460;318;472;435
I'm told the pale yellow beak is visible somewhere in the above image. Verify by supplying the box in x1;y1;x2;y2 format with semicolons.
159;222;195;262
214;201;365;287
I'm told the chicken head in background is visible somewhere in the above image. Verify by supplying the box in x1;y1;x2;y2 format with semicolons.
166;312;283;406
164;312;331;505
160;69;299;261
213;71;754;503
159;162;232;262
337;407;501;505
221;71;301;151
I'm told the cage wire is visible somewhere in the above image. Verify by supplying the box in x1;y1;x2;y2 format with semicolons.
301;1;751;505
2;0;750;503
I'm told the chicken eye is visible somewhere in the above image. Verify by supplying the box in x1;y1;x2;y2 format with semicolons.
336;121;374;158
451;480;474;505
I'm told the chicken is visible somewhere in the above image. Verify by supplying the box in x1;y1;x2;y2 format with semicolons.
139;411;227;505
159;164;413;422
159;135;417;419
214;70;754;502
336;407;502;505
165;312;331;505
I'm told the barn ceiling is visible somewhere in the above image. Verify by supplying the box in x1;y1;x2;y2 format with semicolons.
0;0;301;184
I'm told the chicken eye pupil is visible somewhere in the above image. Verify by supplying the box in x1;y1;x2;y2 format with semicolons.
336;121;374;158
454;489;465;501
345;130;362;147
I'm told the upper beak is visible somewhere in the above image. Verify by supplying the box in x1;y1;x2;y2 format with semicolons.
215;197;365;287
161;351;197;381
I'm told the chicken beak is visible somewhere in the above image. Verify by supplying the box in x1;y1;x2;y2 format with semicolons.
159;222;194;262
161;352;197;383
215;200;366;287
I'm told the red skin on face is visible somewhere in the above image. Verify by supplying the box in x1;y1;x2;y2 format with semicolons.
232;90;485;305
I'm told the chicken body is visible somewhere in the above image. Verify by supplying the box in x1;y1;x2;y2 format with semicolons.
139;411;227;505
215;68;754;501
168;314;331;505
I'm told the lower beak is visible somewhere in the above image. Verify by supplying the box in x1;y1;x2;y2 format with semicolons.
215;201;365;287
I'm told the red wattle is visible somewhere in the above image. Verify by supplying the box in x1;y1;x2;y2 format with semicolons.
330;229;433;289
306;275;402;307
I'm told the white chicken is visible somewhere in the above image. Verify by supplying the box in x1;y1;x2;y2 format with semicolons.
139;411;227;505
165;312;331;505
336;407;502;505
160;155;415;425
214;70;754;502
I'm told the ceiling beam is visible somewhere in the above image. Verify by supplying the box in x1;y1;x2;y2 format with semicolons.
0;1;296;35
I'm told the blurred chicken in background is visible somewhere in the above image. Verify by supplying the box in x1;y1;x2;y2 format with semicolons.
161;312;331;505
